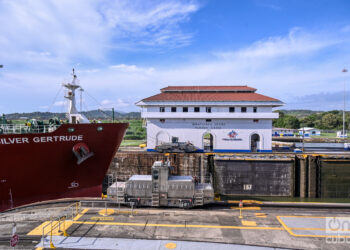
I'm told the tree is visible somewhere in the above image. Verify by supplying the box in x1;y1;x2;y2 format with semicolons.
284;116;300;129
321;113;339;129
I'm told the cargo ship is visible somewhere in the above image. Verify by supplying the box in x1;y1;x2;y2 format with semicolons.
0;70;128;212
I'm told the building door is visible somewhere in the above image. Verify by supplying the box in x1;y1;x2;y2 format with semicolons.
203;132;214;152
156;131;170;146
250;134;260;152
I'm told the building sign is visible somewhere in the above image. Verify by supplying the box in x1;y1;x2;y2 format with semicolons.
222;130;242;141
191;122;225;129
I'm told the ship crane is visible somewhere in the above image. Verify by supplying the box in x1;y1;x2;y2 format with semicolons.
63;69;90;124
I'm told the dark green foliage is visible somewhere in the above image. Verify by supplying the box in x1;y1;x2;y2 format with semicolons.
274;110;349;130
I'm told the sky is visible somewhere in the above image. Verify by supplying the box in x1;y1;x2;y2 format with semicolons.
0;0;350;113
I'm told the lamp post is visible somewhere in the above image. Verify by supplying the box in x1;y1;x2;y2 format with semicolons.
343;68;348;138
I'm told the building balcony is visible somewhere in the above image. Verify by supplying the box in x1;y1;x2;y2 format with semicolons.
141;112;279;119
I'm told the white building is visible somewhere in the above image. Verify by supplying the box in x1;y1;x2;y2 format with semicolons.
298;127;321;137
136;86;283;152
272;127;296;137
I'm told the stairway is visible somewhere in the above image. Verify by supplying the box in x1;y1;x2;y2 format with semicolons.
152;193;159;207
194;190;204;206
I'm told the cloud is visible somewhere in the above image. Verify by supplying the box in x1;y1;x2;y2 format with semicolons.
0;0;200;71
102;0;198;48
99;98;133;112
284;91;350;111
109;64;155;74
53;101;66;107
1;5;350;115
214;28;339;60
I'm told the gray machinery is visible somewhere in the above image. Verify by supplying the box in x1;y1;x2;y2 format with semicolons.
107;161;214;208
155;142;199;153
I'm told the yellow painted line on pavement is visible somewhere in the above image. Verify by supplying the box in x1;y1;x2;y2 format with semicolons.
277;216;350;238
289;227;350;232
72;220;283;230
241;220;257;226
90;216;115;221
255;213;266;218
27;220;74;236
35;247;44;250
74;208;89;221
231;207;261;210
227;200;262;204
28;208;89;236
98;208;115;216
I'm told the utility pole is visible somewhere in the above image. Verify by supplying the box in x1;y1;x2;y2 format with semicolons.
343;68;348;138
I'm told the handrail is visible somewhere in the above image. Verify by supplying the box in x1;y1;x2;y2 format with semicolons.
0;124;60;135
41;202;81;248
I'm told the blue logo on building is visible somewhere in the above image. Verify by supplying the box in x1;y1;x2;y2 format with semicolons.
228;130;238;138
223;130;242;141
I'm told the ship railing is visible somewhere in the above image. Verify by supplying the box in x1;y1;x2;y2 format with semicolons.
0;124;60;135
40;201;81;248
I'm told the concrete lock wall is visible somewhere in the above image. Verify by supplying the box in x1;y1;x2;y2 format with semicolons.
213;156;295;197
108;153;209;183
108;152;350;199
318;157;350;198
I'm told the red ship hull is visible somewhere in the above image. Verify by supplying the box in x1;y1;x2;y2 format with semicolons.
0;123;128;212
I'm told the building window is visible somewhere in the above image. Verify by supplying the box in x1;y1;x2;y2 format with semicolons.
183;107;188;112
241;107;247;113
206;119;212;122
194;107;200;112
229;107;235;113
172;137;179;143
159;107;165;112
253;107;257;113
160;119;165;123
171;107;177;112
206;107;211;113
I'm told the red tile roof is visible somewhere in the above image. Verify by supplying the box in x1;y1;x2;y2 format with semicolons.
142;92;281;102
161;85;256;92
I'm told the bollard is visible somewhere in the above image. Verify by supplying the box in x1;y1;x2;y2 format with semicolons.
104;201;108;216
239;200;243;219
130;203;134;218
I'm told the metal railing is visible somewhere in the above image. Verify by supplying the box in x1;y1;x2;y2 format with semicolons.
0;124;60;135
41;202;81;248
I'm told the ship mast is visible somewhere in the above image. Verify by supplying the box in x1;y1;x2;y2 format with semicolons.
63;69;90;124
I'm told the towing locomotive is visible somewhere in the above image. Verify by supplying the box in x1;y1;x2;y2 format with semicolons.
107;161;214;208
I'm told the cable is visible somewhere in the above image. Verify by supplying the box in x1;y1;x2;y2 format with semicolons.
47;85;63;112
